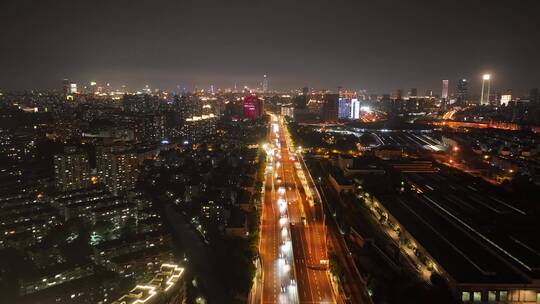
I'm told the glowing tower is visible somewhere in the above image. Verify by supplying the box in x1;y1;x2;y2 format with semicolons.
480;74;491;105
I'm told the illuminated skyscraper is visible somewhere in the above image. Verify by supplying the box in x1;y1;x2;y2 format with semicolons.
62;78;70;95
96;145;138;195
54;147;90;192
480;74;491;105
69;82;77;94
351;98;361;119
242;95;264;119
322;94;339;122
456;78;468;104
262;75;268;92
90;81;98;94
500;94;512;106
338;98;352;119
441;80;449;99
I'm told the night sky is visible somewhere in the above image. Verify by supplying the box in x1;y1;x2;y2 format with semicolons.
1;0;539;94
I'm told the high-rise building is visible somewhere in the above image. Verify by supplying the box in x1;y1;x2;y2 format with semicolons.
294;87;309;109
134;115;165;143
322;94;339;122
181;113;217;143
96;145;138;195
457;78;468;104
425;90;433;97
68;83;77;94
123;94;160;113
500;94;512;106
441;80;449;99
242;95;264;119
338;98;352;119
409;88;418;97
394;89;403;100
62;78;70;95
351;98;361;120
281;105;295;118
54;147;91;192
90;81;98;94
480;74;491;105
262;75;268;92
530;88;539;104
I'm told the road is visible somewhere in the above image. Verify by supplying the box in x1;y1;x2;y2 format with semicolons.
260;115;297;304
277;116;335;304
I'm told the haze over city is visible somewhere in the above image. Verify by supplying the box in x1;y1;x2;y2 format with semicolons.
2;0;540;93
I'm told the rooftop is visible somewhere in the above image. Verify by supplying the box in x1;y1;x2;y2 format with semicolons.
112;263;184;304
376;170;540;285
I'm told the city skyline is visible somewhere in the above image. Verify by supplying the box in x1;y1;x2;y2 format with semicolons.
9;72;537;99
1;0;540;93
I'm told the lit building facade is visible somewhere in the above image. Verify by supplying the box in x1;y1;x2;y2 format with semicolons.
442;79;449;99
242;95;264;119
53;147;91;192
500;94;512;106
338;97;352;119
281;105;295;118
480;74;491;105
322;94;339;122
180;113;217;143
96;146;138;195
351;98;361;120
262;74;268;92
111;263;186;304
457;78;468;104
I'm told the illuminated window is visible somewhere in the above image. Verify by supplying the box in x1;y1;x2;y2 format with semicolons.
462;292;471;302
488;291;496;302
473;291;482;302
499;291;508;301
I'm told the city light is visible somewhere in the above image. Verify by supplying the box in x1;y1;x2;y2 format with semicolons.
360;105;372;113
281;227;288;238
5;2;539;304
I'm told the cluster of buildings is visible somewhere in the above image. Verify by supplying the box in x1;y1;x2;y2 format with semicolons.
274;75;540;127
441;128;540;184
0;83;270;302
53;145;139;195
153;142;261;240
285;91;539;303
319;149;540;304
0;183;176;303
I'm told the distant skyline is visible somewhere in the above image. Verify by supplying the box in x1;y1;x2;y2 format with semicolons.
1;0;539;94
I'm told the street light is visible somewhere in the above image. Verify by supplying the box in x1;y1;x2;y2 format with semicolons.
483;74;491;80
